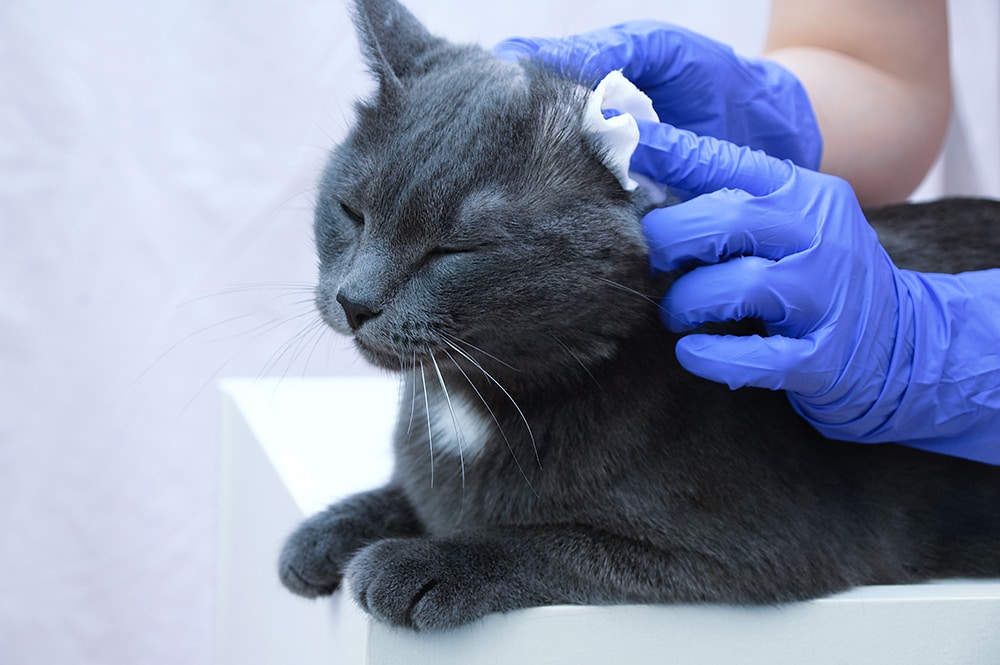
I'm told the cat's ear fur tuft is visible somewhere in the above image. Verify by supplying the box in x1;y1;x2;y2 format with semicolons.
351;0;445;93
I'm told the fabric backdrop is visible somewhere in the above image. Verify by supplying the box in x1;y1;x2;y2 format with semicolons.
1;1;996;663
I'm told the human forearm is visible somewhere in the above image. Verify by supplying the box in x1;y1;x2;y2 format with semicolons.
764;0;951;205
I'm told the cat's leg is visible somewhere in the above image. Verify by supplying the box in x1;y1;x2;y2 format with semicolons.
278;484;423;598
344;524;767;631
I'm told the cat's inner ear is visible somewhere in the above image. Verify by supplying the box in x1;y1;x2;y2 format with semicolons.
352;0;445;91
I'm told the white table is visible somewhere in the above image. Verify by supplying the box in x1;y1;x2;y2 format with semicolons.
216;377;1000;665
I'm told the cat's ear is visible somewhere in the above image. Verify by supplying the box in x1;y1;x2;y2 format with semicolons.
352;0;444;93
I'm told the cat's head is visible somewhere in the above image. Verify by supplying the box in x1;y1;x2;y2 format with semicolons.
314;0;656;380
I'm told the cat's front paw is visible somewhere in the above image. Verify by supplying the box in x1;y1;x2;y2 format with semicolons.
278;515;346;598
346;538;516;631
278;486;424;599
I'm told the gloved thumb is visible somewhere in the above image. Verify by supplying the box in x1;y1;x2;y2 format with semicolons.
632;119;793;197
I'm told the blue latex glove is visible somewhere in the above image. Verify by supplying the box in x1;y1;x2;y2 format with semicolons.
631;120;1000;465
495;21;822;170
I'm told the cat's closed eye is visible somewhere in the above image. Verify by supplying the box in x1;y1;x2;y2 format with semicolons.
339;202;365;225
427;245;475;258
419;245;478;270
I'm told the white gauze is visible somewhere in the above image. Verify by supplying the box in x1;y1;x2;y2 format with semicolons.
581;70;668;204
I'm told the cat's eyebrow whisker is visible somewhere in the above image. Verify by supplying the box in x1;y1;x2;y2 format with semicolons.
442;338;541;471
431;354;466;489
443;348;538;496
439;330;521;372
419;359;435;488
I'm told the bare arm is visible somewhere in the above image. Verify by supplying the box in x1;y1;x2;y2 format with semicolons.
763;0;951;206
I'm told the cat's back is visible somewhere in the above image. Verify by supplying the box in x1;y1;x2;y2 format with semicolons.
869;198;1000;273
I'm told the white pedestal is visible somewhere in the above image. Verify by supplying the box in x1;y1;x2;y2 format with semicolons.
217;377;1000;665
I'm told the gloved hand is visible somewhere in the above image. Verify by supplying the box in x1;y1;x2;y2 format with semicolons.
632;120;1000;465
494;21;822;169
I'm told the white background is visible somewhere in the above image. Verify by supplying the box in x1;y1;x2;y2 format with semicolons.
1;1;996;663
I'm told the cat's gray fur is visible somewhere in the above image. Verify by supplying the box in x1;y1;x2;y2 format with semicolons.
279;0;1000;631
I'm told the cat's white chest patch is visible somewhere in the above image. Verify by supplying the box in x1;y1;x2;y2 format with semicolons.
425;389;490;459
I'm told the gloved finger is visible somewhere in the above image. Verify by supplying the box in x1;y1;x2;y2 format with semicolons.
555;21;715;89
495;22;737;90
493;37;554;63
493;34;619;84
642;186;816;272
632;119;792;197
675;333;835;395
660;257;800;333
495;23;663;87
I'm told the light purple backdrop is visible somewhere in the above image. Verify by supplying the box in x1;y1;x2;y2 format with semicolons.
1;1;996;663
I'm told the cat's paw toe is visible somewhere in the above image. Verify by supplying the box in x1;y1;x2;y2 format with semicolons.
278;522;344;598
346;538;501;631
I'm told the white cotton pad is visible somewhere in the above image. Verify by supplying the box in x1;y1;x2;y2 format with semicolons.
582;70;668;204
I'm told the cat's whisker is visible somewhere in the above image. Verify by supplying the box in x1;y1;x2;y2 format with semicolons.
165;284;321;377
260;308;327;342
593;275;693;329
406;351;418;437
548;333;603;391
592;276;662;308
419;359;435;488
286;315;331;381
176;281;321;369
180;280;317;307
442;338;541;470
258;314;328;385
175;355;238;423
134;295;318;394
127;312;257;389
431;354;466;489
443;348;538;496
397;358;407;415
440;330;521;372
208;306;320;348
257;312;324;369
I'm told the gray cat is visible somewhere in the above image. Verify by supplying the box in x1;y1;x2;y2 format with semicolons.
278;0;1000;631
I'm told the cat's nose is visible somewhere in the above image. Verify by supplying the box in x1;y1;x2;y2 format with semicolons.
336;290;381;330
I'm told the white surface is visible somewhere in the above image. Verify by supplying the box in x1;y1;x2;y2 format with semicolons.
367;590;1000;665
221;377;397;516
217;379;390;665
220;377;1000;665
3;2;998;664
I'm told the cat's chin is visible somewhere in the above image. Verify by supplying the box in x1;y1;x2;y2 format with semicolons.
350;337;443;373
351;339;405;371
